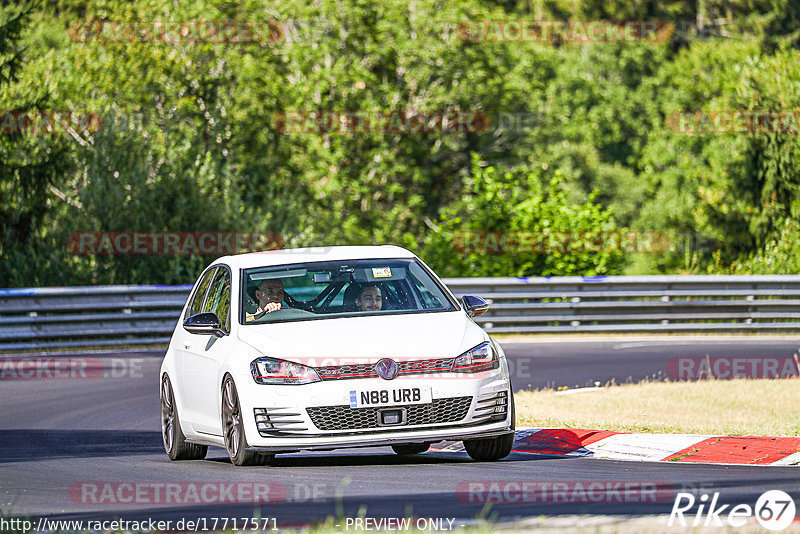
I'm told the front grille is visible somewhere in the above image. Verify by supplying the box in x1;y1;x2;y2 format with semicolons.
307;396;473;431
315;357;456;380
401;358;456;373
316;363;374;379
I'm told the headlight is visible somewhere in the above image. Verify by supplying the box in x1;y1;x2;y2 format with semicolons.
250;356;321;385
452;342;499;373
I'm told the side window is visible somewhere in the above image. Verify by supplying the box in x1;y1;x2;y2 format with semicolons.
386;281;414;310
186;267;217;319
203;267;232;332
409;273;442;309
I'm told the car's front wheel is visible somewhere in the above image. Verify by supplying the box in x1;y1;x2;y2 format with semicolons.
161;375;207;461
463;391;515;461
222;375;273;466
391;443;430;455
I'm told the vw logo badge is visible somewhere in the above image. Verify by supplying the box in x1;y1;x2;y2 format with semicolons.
375;358;399;380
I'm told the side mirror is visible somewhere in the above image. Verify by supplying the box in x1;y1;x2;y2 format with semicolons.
183;312;225;337
462;295;489;317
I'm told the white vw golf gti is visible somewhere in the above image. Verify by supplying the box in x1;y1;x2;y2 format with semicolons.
160;246;515;465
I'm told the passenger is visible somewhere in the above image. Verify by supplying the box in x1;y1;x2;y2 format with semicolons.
355;284;383;312
245;278;284;322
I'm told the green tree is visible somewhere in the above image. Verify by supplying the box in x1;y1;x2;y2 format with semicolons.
421;154;625;277
636;41;800;271
0;1;77;285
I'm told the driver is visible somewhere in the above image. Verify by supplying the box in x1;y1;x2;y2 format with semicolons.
245;278;284;322
355;284;383;312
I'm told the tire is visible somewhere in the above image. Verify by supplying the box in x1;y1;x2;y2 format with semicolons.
463;391;515;462
222;375;274;466
161;375;207;461
392;443;430;455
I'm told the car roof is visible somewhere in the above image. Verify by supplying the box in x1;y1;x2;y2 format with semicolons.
216;245;417;271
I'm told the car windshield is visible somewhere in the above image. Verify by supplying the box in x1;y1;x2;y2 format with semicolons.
241;258;457;324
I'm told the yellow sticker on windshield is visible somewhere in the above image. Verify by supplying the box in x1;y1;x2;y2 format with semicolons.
372;267;392;278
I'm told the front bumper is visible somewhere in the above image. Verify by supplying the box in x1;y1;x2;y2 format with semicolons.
233;369;513;452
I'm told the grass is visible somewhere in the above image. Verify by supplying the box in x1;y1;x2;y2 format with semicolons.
515;379;800;436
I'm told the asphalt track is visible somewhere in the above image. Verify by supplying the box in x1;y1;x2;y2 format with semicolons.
2;337;799;527
500;336;800;389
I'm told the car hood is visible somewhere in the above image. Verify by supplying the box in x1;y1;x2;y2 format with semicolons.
237;311;486;363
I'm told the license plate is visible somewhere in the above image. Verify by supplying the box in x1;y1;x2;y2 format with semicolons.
348;387;432;408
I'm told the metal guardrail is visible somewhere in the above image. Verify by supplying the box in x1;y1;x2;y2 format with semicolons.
0;285;192;352
2;275;800;353
446;275;800;334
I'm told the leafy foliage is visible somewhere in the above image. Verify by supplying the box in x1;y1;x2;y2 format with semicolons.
2;0;799;286
422;155;624;277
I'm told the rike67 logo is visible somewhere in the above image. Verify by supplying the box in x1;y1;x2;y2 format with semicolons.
669;490;796;530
